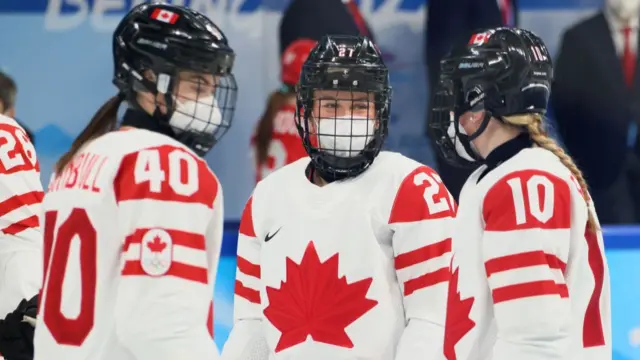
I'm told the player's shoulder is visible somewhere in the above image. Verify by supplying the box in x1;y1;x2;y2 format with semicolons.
254;156;309;195
370;151;442;187
100;129;220;207
373;152;455;223
96;128;203;160
480;148;575;229
0;114;32;141
0;113;23;129
482;147;574;192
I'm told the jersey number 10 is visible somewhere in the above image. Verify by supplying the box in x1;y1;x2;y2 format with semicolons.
42;208;97;346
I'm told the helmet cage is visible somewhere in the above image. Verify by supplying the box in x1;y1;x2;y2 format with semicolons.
113;12;238;156
295;63;391;180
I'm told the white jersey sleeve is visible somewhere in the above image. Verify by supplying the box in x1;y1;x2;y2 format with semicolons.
387;165;456;360
0;115;43;239
0;115;43;317
113;144;220;360
481;169;572;360
221;195;270;360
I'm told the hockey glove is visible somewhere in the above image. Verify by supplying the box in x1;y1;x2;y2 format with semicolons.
0;295;38;360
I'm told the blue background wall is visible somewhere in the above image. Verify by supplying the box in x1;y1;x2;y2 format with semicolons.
0;0;638;358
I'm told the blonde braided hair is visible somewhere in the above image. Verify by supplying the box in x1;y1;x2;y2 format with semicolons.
503;113;598;233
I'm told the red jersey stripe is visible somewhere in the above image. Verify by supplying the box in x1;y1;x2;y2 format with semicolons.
235;280;261;304
492;280;568;303
403;267;450;296
123;228;206;252
0;191;43;217
395;238;451;270
121;260;208;284
237;256;261;279
3;215;39;235
485;250;567;277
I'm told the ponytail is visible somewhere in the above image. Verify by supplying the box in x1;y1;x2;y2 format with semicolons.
254;90;290;164
55;94;123;174
503;114;599;233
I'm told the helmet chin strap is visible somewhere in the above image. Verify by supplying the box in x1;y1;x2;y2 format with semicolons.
456;111;493;161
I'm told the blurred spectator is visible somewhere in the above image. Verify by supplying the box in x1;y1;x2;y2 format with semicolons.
0;72;17;120
252;39;315;182
552;0;640;224
0;72;34;144
425;0;505;199
279;0;374;56
498;0;518;27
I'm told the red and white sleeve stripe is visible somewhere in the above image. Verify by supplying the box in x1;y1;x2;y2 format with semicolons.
0;118;43;238
388;165;455;331
114;145;218;285
234;196;262;308
482;169;571;305
389;166;455;297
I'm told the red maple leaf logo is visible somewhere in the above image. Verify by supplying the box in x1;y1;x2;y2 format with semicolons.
147;236;167;253
444;266;475;360
263;241;378;352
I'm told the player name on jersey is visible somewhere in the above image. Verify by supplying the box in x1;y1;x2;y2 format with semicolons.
48;153;108;193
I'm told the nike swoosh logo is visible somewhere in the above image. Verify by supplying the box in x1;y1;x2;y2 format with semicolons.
265;227;282;243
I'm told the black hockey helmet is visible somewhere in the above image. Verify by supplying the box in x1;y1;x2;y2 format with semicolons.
295;35;391;181
428;27;552;167
112;2;237;156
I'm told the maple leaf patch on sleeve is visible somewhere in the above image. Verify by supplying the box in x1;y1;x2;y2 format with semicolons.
263;241;378;352
140;229;173;276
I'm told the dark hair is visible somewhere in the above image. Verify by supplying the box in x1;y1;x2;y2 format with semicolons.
55;94;124;174
254;88;294;164
0;72;17;112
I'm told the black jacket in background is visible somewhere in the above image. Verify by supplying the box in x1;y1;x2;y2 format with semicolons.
279;0;374;55
425;0;503;199
425;0;503;90
551;12;640;223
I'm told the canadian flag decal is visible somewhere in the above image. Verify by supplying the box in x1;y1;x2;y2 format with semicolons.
151;8;179;24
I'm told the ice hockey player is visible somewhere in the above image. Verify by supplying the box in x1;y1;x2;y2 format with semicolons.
0;90;44;360
429;27;611;360
222;35;456;360
33;3;237;360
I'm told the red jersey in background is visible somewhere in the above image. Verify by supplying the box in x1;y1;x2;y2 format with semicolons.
252;104;308;182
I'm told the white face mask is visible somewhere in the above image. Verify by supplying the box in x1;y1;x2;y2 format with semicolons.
317;115;376;158
607;0;640;21
169;95;224;134
447;112;478;162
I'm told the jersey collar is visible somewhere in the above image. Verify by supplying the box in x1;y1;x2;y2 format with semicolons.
478;132;532;181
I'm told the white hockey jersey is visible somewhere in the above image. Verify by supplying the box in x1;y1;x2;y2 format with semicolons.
33;128;222;360
222;152;456;360
445;147;611;360
0;114;43;318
